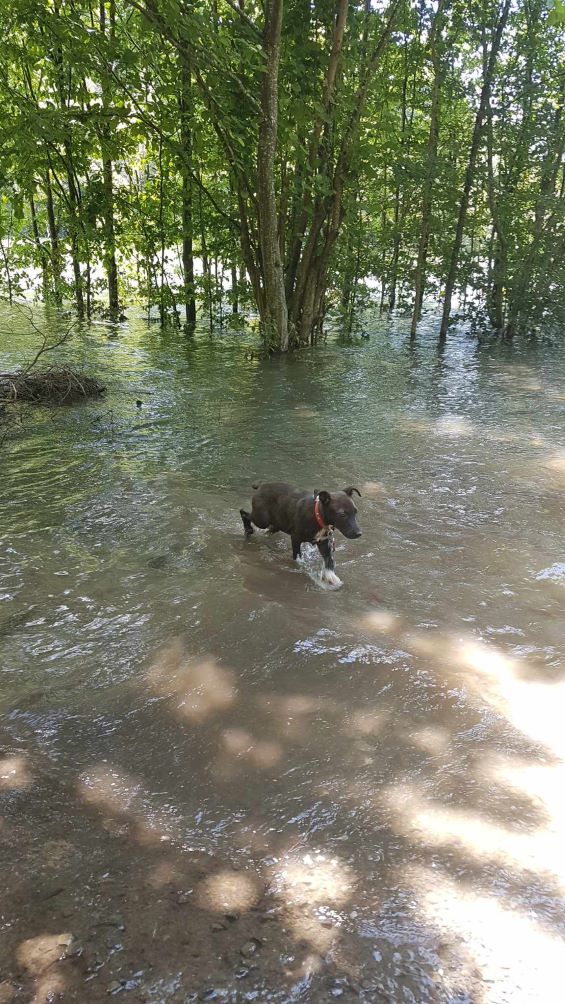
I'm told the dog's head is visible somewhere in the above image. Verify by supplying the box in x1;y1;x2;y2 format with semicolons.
316;487;362;539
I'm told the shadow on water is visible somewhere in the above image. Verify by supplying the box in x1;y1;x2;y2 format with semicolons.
1;306;564;1002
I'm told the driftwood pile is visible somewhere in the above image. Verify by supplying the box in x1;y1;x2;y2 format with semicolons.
0;366;105;405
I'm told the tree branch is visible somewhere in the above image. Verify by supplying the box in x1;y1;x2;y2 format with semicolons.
220;0;262;37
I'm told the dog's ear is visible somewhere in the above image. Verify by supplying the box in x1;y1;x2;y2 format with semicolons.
344;486;362;498
317;490;331;505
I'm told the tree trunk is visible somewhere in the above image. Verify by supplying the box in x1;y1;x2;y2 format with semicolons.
289;0;401;342
0;231;13;304
389;41;409;312
256;0;288;350
45;174;63;307
49;141;84;317
51;0;84;318
438;0;510;345
102;156;120;315
410;0;448;340
65;146;85;319
100;0;120;317
231;264;239;314
29;195;51;303
85;261;92;319
485;111;506;330
284;0;349;307
342;207;363;336
179;46;197;329
197;176;213;331
158;131;166;325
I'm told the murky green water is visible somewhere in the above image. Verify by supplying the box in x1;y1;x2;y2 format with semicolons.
1;307;564;1002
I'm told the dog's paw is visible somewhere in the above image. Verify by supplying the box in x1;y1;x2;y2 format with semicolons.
320;568;343;589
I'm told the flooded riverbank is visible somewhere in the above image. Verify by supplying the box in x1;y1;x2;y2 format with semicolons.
1;308;564;1002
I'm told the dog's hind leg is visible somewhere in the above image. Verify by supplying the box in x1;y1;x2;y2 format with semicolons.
240;509;254;537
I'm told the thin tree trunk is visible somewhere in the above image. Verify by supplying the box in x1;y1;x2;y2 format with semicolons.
410;0;448;340
65;147;85;319
85;261;92;319
158;132;166;325
83;166;93;318
380;163;388;312
0;233;13;304
438;0;510;345
341;210;356;321
100;0;120;317
256;0;288;350
231;264;238;314
215;257;221;327
51;0;84;318
197;175;213;330
179;45;197;329
146;258;153;320
389;41;409;312
102;156;119;315
485;108;505;329
53;135;85;317
45;174;63;307
29;196;51;303
343;208;363;336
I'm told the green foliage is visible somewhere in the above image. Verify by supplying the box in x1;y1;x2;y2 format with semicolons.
548;0;565;25
0;0;564;340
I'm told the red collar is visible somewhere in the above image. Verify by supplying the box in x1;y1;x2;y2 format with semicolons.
314;495;327;530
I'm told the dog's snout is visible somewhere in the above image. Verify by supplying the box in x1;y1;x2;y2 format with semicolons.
344;524;362;539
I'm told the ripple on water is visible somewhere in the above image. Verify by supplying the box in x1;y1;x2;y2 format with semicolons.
535;562;565;584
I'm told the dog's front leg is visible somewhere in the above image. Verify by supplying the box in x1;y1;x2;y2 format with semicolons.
240;509;254;536
317;538;342;587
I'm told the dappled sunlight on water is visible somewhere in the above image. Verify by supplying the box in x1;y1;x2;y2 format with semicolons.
411;630;565;756
408;725;451;756
418;870;565;1004
386;780;561;880
16;934;68;1003
273;849;355;908
218;727;283;772
346;707;390;738
147;639;237;725
0;754;32;790
77;764;181;847
195;869;261;913
543;449;565;485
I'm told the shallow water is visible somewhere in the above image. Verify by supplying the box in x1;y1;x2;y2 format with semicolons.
1;307;565;1002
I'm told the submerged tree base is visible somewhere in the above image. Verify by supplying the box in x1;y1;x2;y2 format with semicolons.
0;366;106;405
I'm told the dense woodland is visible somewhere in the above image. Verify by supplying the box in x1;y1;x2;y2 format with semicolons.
1;0;564;350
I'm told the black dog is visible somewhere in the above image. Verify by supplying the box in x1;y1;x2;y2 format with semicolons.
240;482;362;587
